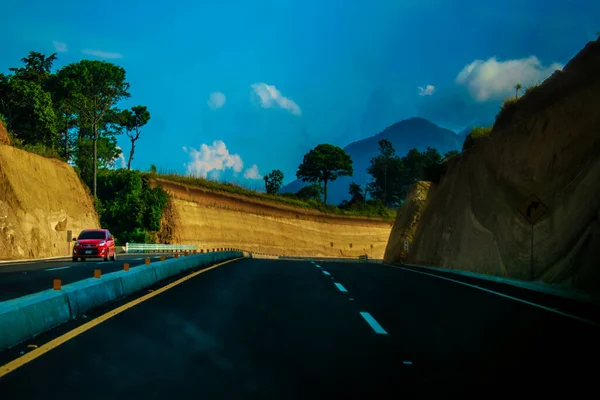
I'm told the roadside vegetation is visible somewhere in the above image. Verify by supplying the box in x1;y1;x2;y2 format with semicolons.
96;169;169;244
0;51;150;196
4;51;544;240
462;126;493;151
150;171;396;220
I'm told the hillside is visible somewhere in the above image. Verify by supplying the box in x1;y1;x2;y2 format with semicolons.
385;38;600;293
281;117;463;205
154;178;393;258
0;137;100;260
0;120;10;145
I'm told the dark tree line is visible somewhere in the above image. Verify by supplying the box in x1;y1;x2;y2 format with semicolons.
361;139;459;208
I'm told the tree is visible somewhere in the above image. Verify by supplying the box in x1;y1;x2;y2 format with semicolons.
443;150;460;161
74;135;123;185
57;60;130;197
263;169;284;195
45;71;78;161
0;77;58;148
514;82;522;99
367;139;404;207
296;183;323;201
296;144;353;204
8;51;57;85
121;105;150;170
96;169;168;244
348;182;366;205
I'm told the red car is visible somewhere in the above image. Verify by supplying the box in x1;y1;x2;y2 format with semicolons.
72;229;116;262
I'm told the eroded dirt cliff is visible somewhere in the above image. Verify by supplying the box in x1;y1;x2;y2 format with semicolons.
383;182;435;263
386;39;600;293
155;179;393;258
0;143;99;260
0;121;10;145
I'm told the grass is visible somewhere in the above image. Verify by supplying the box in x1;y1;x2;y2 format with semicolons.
525;82;541;95
494;97;519;125
462;126;493;151
146;170;396;220
21;143;63;160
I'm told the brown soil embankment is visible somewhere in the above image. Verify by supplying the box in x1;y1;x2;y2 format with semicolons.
385;39;600;293
155;179;393;258
0;143;99;260
0;121;10;145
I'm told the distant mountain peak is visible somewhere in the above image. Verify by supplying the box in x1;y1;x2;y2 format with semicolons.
281;117;463;204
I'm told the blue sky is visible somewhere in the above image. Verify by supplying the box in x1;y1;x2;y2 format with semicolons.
1;0;598;188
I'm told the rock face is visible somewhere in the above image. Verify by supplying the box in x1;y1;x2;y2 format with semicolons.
0;145;99;261
0;121;10;145
155;179;393;258
383;182;435;264
385;39;600;293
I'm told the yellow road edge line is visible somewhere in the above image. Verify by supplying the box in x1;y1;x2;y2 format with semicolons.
0;257;243;379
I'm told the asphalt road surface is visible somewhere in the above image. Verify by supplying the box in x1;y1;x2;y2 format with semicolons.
0;253;176;301
1;258;599;398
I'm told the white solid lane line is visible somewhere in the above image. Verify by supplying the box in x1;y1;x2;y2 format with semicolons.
45;266;72;272
394;266;600;328
359;312;388;335
334;283;348;292
322;270;331;276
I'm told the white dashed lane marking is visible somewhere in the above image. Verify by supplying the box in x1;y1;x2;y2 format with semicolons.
334;283;348;292
359;312;388;335
45;266;72;271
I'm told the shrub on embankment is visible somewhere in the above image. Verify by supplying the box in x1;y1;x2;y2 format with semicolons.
95;169;169;244
147;172;396;220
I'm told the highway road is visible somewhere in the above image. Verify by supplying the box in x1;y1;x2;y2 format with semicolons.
1;258;599;397
0;253;177;302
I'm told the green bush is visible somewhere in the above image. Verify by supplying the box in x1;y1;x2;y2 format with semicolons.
525;82;540;95
21;143;62;159
96;169;169;244
5;128;63;160
462;126;493;151
495;97;518;124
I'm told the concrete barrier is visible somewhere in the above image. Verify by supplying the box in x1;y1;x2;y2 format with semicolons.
119;266;158;296
0;291;71;352
63;274;125;317
0;251;244;351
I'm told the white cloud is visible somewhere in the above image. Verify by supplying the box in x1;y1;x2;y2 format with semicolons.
243;164;262;180
109;146;127;169
207;92;226;110
418;84;435;96
250;83;301;116
183;140;243;178
52;41;68;52
456;56;563;102
82;49;123;59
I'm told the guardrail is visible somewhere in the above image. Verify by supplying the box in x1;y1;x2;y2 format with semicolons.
125;243;197;253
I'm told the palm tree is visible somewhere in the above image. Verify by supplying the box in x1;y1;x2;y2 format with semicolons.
514;83;522;99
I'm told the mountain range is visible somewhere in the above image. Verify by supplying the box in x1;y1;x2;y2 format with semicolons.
280;117;465;205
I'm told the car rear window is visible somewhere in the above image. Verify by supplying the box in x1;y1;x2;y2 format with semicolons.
78;231;106;240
